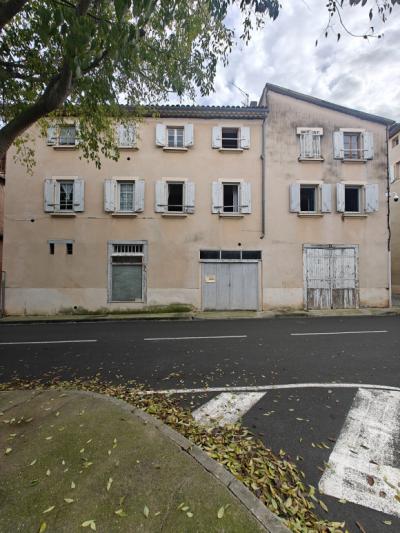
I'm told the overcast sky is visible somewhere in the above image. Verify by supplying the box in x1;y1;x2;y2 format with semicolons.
190;0;400;121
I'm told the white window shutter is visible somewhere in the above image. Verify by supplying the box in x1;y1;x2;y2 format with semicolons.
74;123;80;146
47;127;57;146
155;181;167;212
44;179;56;212
336;183;345;212
240;127;250;149
390;165;395;183
104;179;116;212
73;179;84;212
117;124;135;148
211;181;222;213
363;131;374;159
300;132;313;158
185;181;195;213
365;183;379;212
333;131;344;159
212;127;222;149
134;179;145;212
321;183;332;213
240;181;252;213
289;183;300;213
184;124;194;147
155;124;166;147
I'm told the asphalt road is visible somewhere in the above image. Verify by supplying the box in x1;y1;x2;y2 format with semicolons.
1;315;399;532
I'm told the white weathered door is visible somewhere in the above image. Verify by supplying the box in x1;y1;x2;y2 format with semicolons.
201;262;258;310
304;246;358;310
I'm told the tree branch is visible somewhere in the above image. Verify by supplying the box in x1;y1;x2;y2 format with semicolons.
0;0;29;33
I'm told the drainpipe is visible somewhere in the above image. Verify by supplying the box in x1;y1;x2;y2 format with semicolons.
260;112;268;239
386;124;392;307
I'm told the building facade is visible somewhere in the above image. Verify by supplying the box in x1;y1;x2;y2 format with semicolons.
389;122;400;295
2;85;393;314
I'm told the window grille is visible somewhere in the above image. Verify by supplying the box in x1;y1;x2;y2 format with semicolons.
113;243;143;255
200;250;261;260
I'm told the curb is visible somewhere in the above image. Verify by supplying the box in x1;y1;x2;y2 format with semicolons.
73;389;291;533
1;307;400;324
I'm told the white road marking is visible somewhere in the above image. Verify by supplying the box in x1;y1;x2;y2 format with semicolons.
144;335;247;341
192;392;266;427
291;330;388;336
319;389;400;517
141;382;400;395
0;339;98;345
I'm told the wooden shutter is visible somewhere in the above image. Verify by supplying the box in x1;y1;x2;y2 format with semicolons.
155;124;166;147
74;123;80;146
212;127;222;149
300;132;313;158
155;181;167;212
240;181;252;213
47;127;57;146
365;184;379;212
185;181;195;213
321;184;332;213
336;183;345;212
44;179;56;212
117;124;135;148
289;183;300;213
240;127;250;149
104;179;116;212
390;165;395;183
333;131;344;159
363;131;374;160
135;179;145;212
73;179;85;212
184;124;194;147
211;181;222;213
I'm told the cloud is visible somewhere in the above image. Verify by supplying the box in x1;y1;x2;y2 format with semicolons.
176;0;400;121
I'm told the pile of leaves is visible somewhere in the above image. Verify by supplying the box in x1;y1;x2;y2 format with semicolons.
0;377;346;532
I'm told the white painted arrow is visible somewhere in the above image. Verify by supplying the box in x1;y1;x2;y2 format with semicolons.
192;392;265;427
319;388;400;517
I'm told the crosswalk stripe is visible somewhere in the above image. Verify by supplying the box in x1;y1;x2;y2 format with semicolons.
319;389;400;517
192;392;266;427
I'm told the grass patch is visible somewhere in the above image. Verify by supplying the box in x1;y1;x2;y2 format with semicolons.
0;378;346;533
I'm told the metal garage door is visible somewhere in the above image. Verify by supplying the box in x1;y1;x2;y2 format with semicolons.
304;245;358;310
202;262;259;310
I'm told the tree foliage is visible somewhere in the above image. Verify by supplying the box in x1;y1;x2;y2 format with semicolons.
0;0;398;167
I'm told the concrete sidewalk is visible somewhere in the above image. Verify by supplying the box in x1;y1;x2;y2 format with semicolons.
1;306;400;324
0;389;287;533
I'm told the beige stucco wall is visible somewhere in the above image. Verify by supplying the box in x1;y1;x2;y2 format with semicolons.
3;93;390;314
260;91;390;309
3;116;265;314
389;130;400;294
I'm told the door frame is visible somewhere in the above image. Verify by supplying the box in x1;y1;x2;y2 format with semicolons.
302;244;359;310
200;259;262;311
107;240;148;303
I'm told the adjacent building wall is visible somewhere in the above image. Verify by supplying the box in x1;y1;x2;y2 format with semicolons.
389;125;400;294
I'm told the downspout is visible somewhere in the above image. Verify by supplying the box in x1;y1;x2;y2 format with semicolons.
386;124;392;307
260;112;268;239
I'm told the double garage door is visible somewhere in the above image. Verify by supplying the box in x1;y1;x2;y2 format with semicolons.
201;262;259;310
304;245;359;309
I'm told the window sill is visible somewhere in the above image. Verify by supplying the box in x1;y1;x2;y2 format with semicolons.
342;213;368;218
162;147;188;152
117;146;138;150
50;212;76;217
297;212;324;217
52;145;78;150
161;212;188;218
218;148;243;153
111;212;138;217
298;157;324;162
218;213;244;218
341;158;367;163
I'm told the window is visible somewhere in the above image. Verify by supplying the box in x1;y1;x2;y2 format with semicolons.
167;182;184;212
59;126;76;146
109;243;145;302
395;161;400;181
66;242;73;255
392;136;399;148
223;183;239;212
343;132;362;160
49;242;55;255
221;128;239;149
345;186;361;212
116;124;135;148
0;155;6;175
118;182;135;212
59;181;74;211
167;127;184;148
297;128;322;159
200;250;261;260
300;185;317;212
